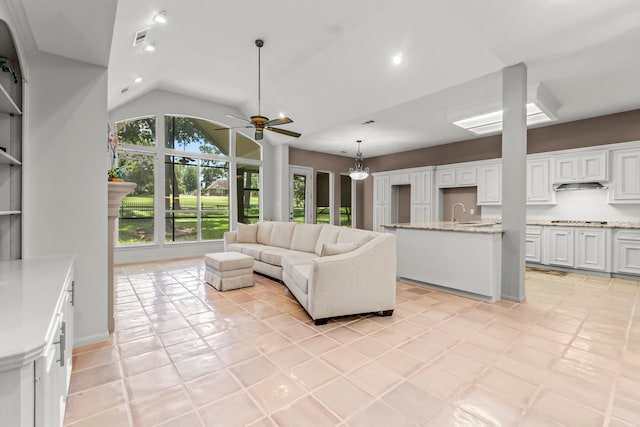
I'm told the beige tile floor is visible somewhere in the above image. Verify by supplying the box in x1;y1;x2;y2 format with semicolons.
64;258;640;427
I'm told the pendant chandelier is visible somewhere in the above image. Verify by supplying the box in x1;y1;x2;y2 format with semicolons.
349;140;369;180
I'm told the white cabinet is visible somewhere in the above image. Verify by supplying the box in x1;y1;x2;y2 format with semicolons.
373;204;390;233
477;163;501;205
373;175;391;205
525;226;542;263
373;175;391;232
575;228;609;272
410;171;431;204
547;227;574;267
526;158;554;204
456;167;477;186
436;166;476;188
435;168;456;187
543;226;611;272
0;257;74;427
553;151;608;183
610;148;640;203
410;170;432;223
613;230;640;275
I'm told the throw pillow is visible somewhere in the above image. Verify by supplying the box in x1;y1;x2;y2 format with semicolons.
320;242;358;257
237;223;258;243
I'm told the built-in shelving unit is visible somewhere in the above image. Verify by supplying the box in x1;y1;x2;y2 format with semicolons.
0;83;21;115
0;20;23;261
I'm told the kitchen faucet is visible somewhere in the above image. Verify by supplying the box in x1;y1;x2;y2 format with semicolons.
452;202;466;223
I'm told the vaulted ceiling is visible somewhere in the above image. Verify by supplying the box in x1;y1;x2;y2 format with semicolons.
12;0;640;158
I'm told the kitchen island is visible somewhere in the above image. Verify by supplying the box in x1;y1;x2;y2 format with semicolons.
382;221;504;302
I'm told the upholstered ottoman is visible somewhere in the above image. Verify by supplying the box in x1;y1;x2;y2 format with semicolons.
204;252;254;291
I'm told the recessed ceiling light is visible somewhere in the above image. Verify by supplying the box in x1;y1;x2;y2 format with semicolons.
134;76;143;83
279;112;285;118
392;53;402;65
153;11;168;24
143;44;156;52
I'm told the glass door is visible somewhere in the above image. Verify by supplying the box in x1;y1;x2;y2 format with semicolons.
289;166;312;223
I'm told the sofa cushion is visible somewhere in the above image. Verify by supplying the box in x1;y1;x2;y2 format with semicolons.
314;225;341;256
227;243;252;253
337;228;374;247
269;222;297;248
260;248;298;266
257;222;274;244
292;264;312;294
237;223;258;243
240;244;277;259
282;252;319;277
290;224;324;253
320;242;358;257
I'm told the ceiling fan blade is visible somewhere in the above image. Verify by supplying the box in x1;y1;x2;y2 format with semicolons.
225;114;251;123
267;127;301;138
255;130;264;140
266;117;293;126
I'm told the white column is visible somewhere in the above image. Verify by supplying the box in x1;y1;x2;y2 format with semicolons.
501;63;527;302
272;144;290;221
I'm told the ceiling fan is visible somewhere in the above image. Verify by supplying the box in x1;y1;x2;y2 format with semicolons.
223;39;302;141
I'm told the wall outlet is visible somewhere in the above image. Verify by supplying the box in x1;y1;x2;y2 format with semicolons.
470;209;475;215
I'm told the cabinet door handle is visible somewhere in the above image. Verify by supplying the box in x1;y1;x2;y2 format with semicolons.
54;321;66;367
68;280;75;306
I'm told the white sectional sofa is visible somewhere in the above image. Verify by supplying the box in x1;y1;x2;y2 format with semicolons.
223;221;397;325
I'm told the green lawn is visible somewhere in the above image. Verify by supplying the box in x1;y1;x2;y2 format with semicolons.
118;196;350;243
118;194;258;243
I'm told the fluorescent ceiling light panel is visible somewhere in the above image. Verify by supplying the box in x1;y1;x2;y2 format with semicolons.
453;102;553;135
452;82;559;135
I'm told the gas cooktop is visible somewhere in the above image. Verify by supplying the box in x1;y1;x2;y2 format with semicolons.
550;220;608;225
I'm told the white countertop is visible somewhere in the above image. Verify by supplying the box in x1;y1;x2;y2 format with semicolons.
0;256;74;369
382;221;503;234
526;219;640;229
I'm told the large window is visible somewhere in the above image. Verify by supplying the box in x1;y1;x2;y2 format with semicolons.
116;114;261;246
116;117;156;244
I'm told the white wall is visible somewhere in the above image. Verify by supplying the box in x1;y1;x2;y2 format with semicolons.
483;190;639;222
109;90;279;263
23;52;109;345
527;190;639;222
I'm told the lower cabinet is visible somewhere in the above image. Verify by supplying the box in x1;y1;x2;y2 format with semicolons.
525;226;542;263
0;258;74;427
547;227;575;267
544;226;610;272
575;228;609;271
614;230;640;275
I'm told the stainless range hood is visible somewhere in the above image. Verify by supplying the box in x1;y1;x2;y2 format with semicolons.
553;182;607;191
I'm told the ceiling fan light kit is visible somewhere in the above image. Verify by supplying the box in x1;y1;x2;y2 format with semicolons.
349;140;369;180
220;39;302;141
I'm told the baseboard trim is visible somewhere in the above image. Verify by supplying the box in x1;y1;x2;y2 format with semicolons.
73;331;110;348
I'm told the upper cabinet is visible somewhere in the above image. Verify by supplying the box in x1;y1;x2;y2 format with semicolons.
410;170;432;205
436;166;476;188
373;175;391;206
477;163;501;205
610;148;640;203
552;151;608;183
526;158;554;204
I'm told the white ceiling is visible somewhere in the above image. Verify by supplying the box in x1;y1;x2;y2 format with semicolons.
16;0;640;158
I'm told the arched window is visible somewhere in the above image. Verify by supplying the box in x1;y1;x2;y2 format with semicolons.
115;115;262;245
